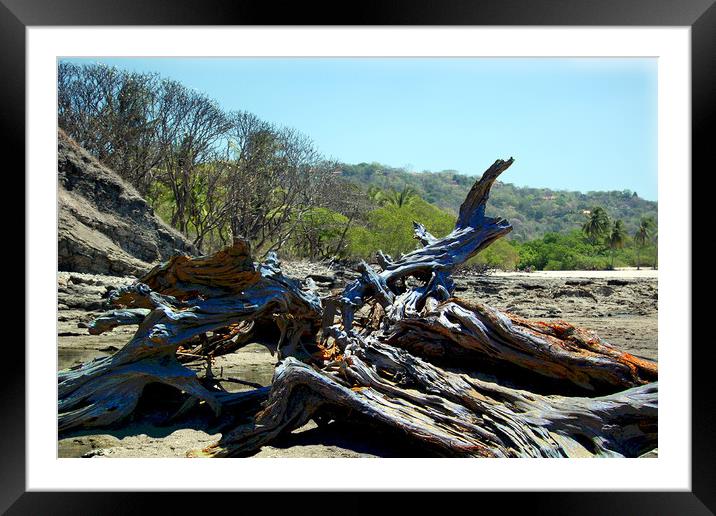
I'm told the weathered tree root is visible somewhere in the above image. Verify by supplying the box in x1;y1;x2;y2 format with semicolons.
204;336;657;458
59;245;322;432
59;158;658;458
383;298;657;393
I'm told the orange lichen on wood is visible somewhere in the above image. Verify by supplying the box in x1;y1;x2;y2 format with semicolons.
506;313;658;383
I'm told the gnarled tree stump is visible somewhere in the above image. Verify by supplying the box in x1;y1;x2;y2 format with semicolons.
59;158;658;458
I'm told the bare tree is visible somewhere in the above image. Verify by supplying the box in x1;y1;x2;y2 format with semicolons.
155;84;231;235
328;179;372;258
184;150;241;253
290;177;372;260
222;113;337;256
58;62;166;197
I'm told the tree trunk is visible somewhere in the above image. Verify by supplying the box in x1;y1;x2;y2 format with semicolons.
59;158;658;458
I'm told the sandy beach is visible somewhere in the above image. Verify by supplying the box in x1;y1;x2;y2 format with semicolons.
491;268;658;279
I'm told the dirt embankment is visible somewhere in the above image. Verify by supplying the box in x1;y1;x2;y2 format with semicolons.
58;129;196;277
58;265;657;458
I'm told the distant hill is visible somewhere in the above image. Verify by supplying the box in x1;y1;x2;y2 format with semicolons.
339;162;658;241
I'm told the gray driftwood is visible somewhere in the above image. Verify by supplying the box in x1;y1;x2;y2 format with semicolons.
58;158;658;458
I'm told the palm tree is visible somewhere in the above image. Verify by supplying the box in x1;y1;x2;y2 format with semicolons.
607;219;627;269
384;185;418;208
633;217;655;270
582;207;610;244
367;185;386;205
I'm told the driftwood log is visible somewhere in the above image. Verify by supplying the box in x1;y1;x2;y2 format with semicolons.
58;158;658;457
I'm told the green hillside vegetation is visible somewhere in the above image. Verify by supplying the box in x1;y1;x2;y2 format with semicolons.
280;183;655;271
346;197;455;259
340;163;657;241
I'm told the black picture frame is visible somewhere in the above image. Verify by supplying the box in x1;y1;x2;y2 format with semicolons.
3;0;712;513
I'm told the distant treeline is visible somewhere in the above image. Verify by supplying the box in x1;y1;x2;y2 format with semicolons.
58;62;657;270
340;163;658;241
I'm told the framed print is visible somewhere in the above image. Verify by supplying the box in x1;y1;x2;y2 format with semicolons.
3;0;713;513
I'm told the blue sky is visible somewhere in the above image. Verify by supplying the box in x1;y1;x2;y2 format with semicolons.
62;57;658;200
